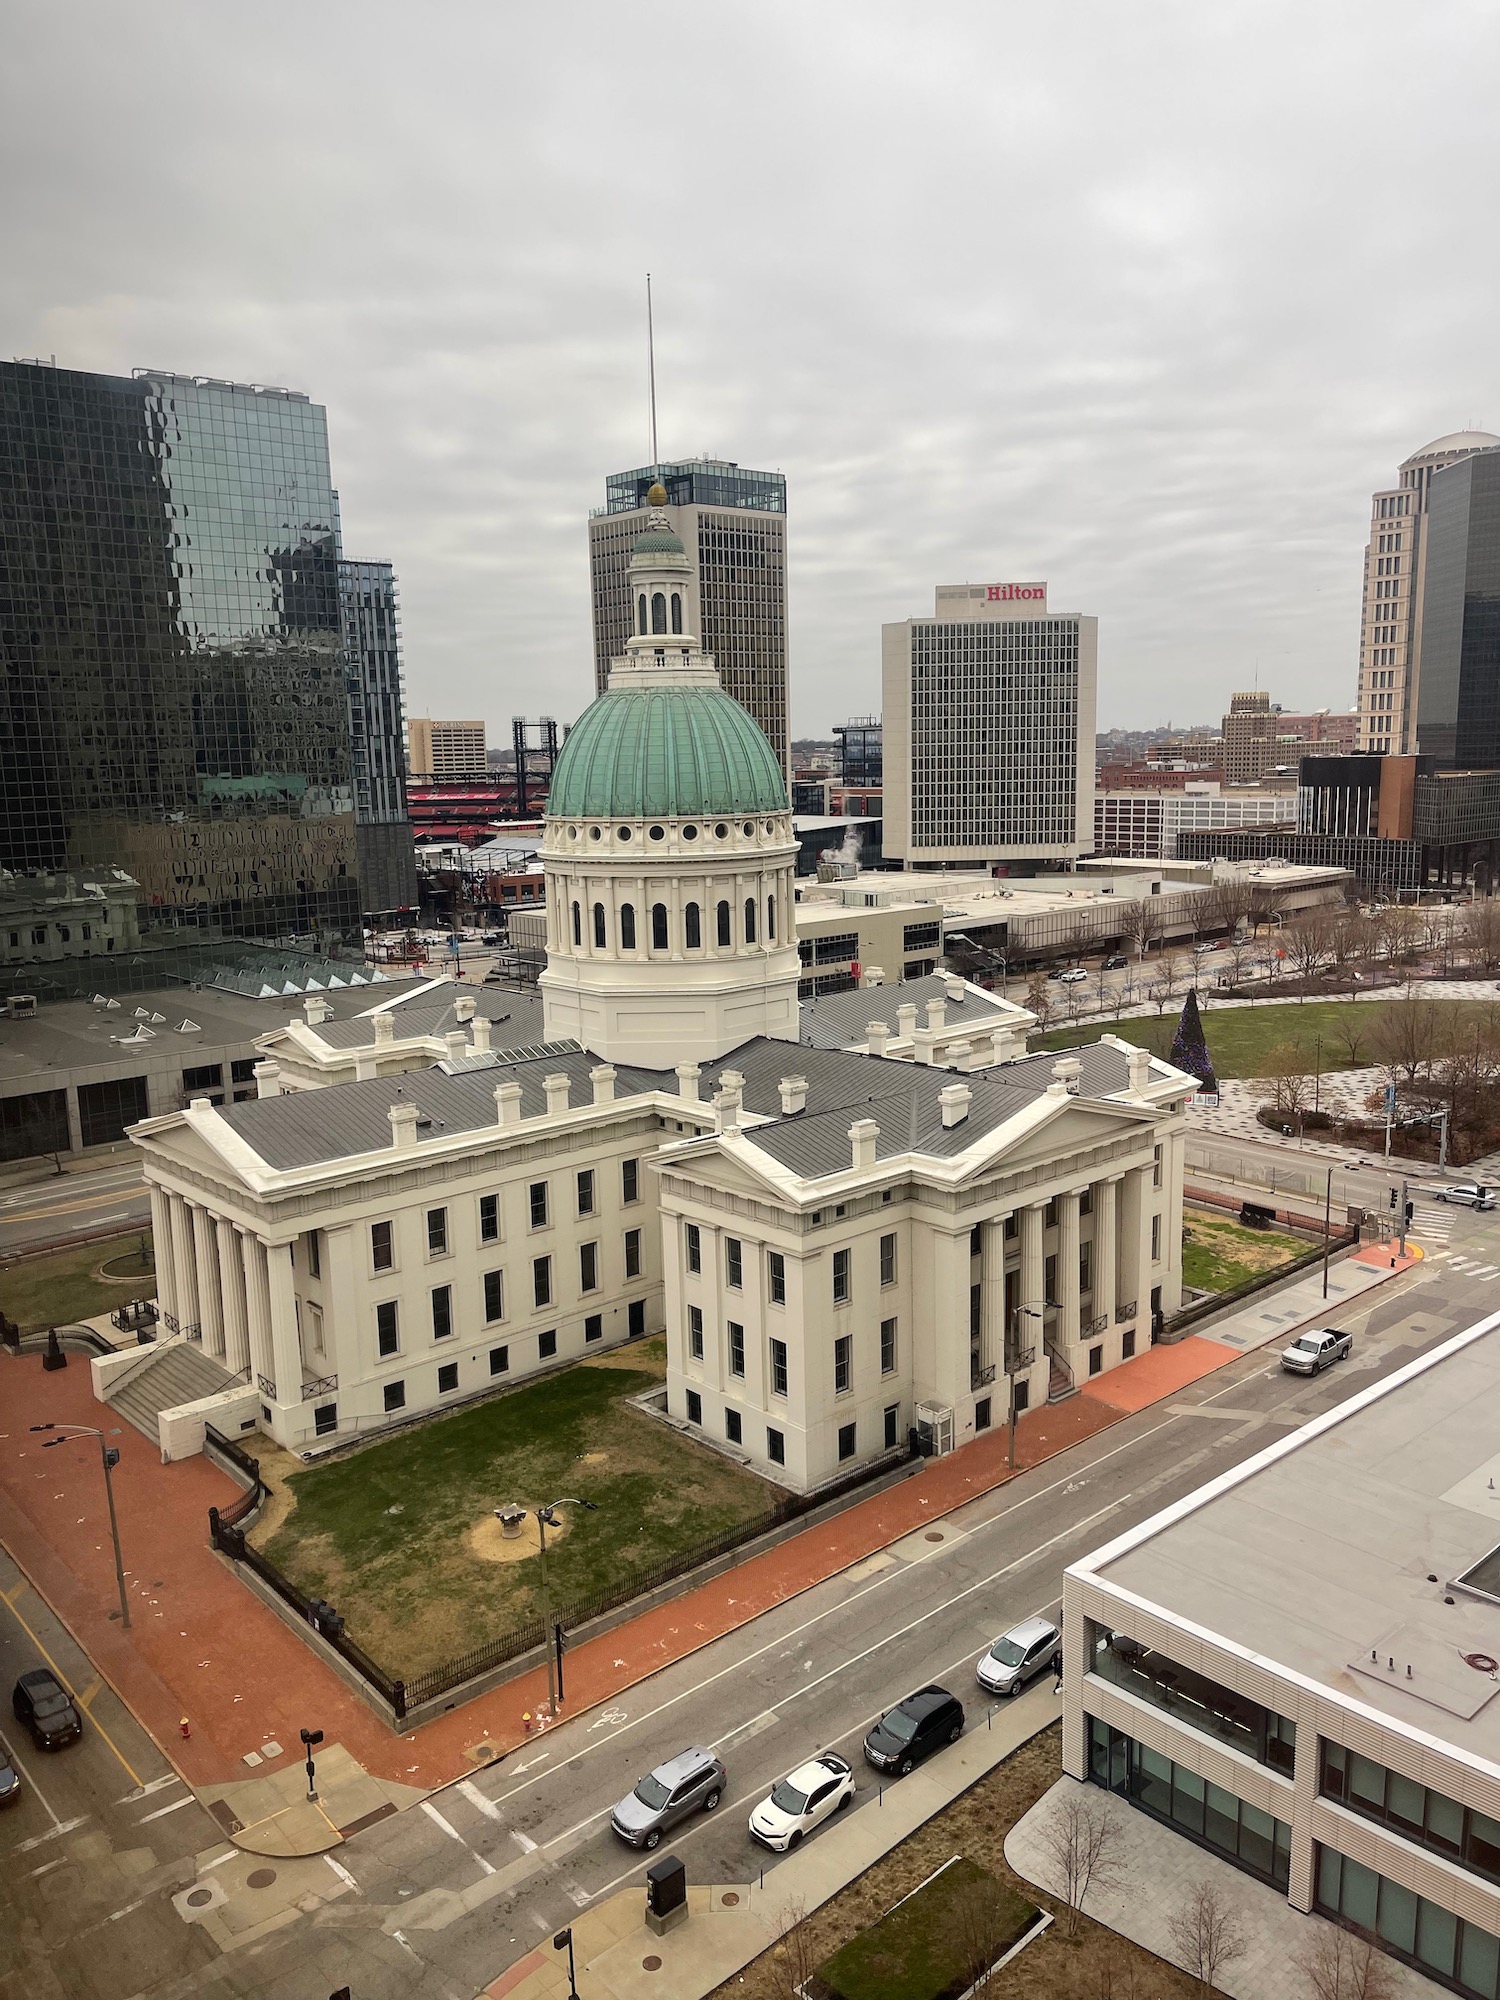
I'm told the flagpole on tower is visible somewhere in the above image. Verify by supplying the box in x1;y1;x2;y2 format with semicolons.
646;273;659;474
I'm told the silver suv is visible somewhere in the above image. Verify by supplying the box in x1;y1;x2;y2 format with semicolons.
610;1746;727;1850
976;1615;1060;1697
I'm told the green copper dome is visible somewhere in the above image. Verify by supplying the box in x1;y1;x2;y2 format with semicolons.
632;527;686;556
547;684;789;820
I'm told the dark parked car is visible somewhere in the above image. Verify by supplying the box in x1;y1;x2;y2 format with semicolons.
1102;954;1128;971
0;1745;20;1806
863;1685;964;1776
12;1670;82;1751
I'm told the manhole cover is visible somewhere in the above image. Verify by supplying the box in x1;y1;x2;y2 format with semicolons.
185;1888;214;1908
642;1957;662;1972
721;1891;740;1907
246;1868;278;1889
925;1531;944;1543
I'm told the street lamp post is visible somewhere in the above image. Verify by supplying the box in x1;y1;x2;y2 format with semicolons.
1006;1304;1045;1473
499;1497;598;1713
301;1725;324;1802
31;1422;129;1628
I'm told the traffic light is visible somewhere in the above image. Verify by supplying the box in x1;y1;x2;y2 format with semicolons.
1406;1202;1414;1224
1390;1188;1399;1210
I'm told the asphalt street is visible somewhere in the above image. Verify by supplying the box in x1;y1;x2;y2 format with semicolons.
0;1161;151;1258
90;1201;1498;2000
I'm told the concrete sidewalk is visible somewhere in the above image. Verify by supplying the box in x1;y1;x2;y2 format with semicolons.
482;1678;1063;2000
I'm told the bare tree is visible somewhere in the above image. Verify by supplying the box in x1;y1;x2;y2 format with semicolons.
1025;976;1055;1034
1282;908;1340;983
1031;1788;1124;1937
1119;895;1165;961
1464;899;1500;973
1330;1007;1371;1069
1370;995;1439;1092
952;1875;1011;1994
1294;1925;1400;2000
1260;1040;1312;1118
1167;1878;1247;1996
764;1898;820;2000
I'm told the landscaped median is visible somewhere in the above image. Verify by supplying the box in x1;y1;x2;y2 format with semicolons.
0;1228;157;1334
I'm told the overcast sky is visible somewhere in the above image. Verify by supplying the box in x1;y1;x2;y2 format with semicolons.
5;2;1499;738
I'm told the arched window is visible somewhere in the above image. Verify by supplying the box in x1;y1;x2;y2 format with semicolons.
620;903;636;950
744;897;757;943
593;902;606;949
652;591;667;634
685;901;701;949
767;893;776;941
651;902;668;950
571;900;582;947
716;900;731;947
637;592;648;635
671;592;683;634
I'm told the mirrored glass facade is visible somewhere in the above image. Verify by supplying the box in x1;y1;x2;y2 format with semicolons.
0;361;410;954
340;558;418;915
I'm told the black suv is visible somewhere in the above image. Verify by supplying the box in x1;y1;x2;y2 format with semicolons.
863;1684;964;1776
12;1670;82;1751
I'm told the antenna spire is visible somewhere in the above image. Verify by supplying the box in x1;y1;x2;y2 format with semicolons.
646;273;659;472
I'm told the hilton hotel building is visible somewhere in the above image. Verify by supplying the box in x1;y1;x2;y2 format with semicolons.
883;584;1096;870
588;459;789;773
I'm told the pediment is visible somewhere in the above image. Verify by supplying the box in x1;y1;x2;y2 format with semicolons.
969;1098;1160;1177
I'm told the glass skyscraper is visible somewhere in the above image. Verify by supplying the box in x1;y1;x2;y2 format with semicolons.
1416;447;1500;770
340;558;418;915
588;457;789;771
0;361;413;951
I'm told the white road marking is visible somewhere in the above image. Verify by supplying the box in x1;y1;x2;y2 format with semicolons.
116;1773;180;1805
511;1829;538;1853
201;1848;237;1871
457;1778;505;1822
137;1794;198;1823
15;1815;88;1852
324;1854;360;1892
421;1797;497;1878
5;1742;64;1828
28;1857;67;1878
107;1895;150;1923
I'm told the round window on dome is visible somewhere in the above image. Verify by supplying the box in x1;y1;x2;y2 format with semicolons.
589;826;603;842
618;826;632;841
648;825;665;841
763;820;774;834
569;826;579;841
714;823;729;840
742;822;754;837
682;825;699;842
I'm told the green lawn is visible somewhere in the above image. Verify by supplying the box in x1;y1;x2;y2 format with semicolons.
819;1855;1036;2000
1182;1212;1309;1295
1035;998;1498;1079
256;1340;779;1677
0;1230;156;1334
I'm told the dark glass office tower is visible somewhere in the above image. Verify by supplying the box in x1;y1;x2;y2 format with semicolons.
588;457;788;771
340;559;418;915
0;361;401;950
1416;448;1500;768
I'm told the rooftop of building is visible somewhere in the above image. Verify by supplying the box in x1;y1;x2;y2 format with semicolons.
1085;1322;1500;1773
1402;430;1500;467
305;984;545;1052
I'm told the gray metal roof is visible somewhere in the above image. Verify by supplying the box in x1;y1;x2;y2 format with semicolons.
799;975;1016;1051
311;988;546;1052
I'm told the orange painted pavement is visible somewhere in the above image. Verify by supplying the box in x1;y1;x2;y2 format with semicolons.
1080;1335;1235;1415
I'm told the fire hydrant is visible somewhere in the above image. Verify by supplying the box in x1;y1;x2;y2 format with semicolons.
179;1716;192;1741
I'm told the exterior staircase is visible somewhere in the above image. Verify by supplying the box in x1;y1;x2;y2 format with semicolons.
1046;1346;1078;1404
105;1340;240;1448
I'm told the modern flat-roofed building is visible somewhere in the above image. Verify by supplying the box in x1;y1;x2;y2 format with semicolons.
1063;1319;1500;1999
1093;782;1294;861
340;560;418;916
883;583;1096;869
588;459;788;772
407;717;488;783
1416;449;1500;770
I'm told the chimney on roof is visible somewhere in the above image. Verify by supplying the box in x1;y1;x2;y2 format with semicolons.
1126;1047;1152;1096
254;1060;281;1100
926;996;946;1031
675;1061;701;1102
454;994;478;1022
591;1063;617;1105
849;1117;879;1169
778;1075;808;1115
544;1072;571;1116
719;1070;744;1115
947;1039;973;1072
912;1026;938;1065
389;1101;420;1150
1052;1057;1082;1096
988;1027;1012;1066
715;1085;741;1133
373;1011;396;1046
494;1080;522;1127
896;1002;918;1041
354;1050;376;1082
302;993;333;1026
445;1030;467;1063
867;1020;891;1058
470;1015;492;1054
941;972;965;1004
939;1082;972;1128
861;965;885;988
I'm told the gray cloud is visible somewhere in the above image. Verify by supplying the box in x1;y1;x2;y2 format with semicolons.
4;0;1498;734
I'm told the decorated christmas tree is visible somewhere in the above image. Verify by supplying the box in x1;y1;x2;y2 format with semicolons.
1169;989;1218;1101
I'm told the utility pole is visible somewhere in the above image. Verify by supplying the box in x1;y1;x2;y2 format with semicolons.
32;1423;129;1628
1322;1164;1333;1300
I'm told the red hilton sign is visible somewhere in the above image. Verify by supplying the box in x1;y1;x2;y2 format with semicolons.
986;583;1046;602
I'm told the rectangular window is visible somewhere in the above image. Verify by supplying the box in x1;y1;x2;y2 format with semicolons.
383;1380;406;1413
182;1063;224;1092
975;1398;992;1431
767;1427;785;1465
628;1299;645;1337
879;1233;896;1285
580;1241;599;1292
838;1420;857;1461
624;1228;642;1279
725;1407;743;1445
538;1329;557;1359
686;1222;701;1273
1151;1214;1162;1260
622;1157;639;1204
371;1219;394;1271
1122;1328;1136;1359
727;1321;745;1376
880;1317;897;1375
577;1169;595;1216
726;1237;743;1288
1004;1213;1018;1240
431;1285;453;1340
479;1193;500;1242
1313;1840;1500;1993
533;1256;552;1308
306;1229;321;1279
769;1337;788;1397
489;1345;509;1374
438;1361;459;1394
832;1248;851;1303
584;1313;603;1343
1089;1718;1291;1892
1153;1145;1163;1188
685;1388;702;1425
484;1269;504;1322
834;1333;852;1395
768;1250;786;1304
688;1304;704;1360
1089;1345;1102;1376
427;1207;448;1255
529;1181;548;1228
376;1301;399;1356
1079;1240;1093;1293
314;1402;337;1436
884;1403;900;1450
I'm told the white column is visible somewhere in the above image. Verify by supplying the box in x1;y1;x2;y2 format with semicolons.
1118;1168;1144;1321
264;1241;302;1405
149;1185;178;1326
980;1216;1006;1378
1161;1132;1185;1315
190;1205;225;1358
215;1222;251;1375
1058;1191;1081;1347
1020;1202;1045;1326
242;1232;276;1394
1096;1176;1119;1325
169;1192;199;1338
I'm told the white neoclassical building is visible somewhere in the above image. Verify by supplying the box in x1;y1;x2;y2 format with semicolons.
112;489;1195;1480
